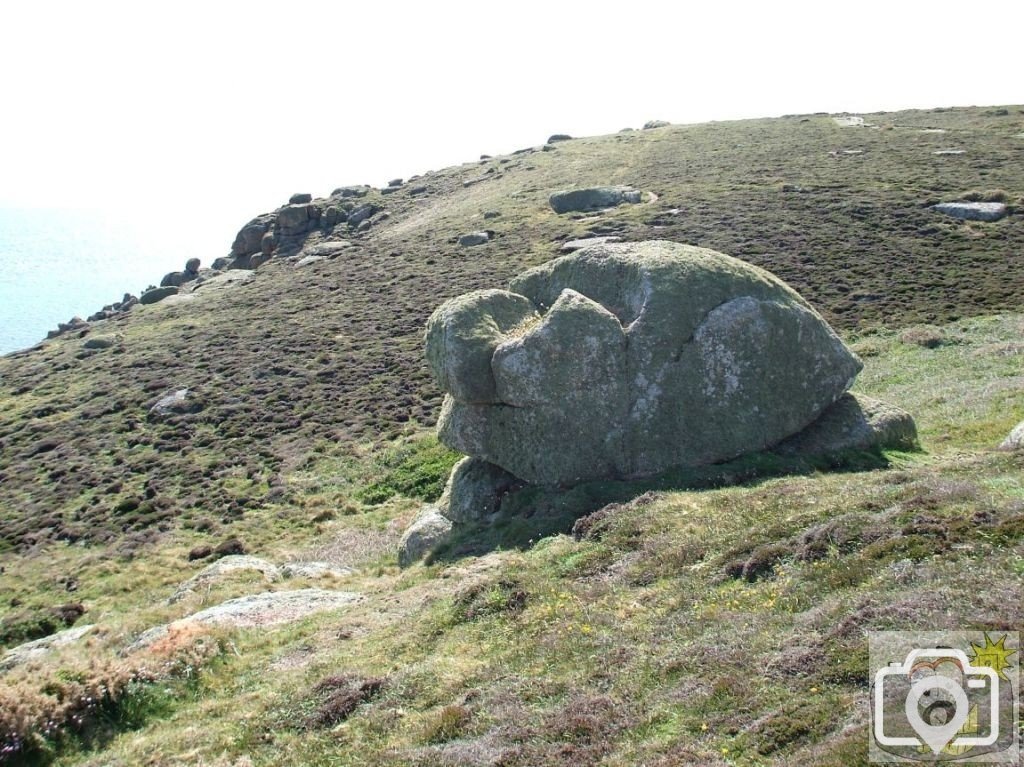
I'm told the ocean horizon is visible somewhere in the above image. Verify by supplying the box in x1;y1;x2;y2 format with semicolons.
0;207;235;356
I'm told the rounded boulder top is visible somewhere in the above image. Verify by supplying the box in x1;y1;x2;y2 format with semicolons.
426;240;863;486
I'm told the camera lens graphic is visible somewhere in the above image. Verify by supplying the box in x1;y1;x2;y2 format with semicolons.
905;676;970;754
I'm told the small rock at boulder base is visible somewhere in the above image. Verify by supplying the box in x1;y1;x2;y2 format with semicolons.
1001;420;1024;450
549;186;643;214
547;134;572;143
440;457;522;524
429;240;864;486
933;202;1007;222
211;256;231;270
773;393;918;456
289;192;313;204
397;506;453;566
139;285;179;305
459;231;491;247
643;119;670;129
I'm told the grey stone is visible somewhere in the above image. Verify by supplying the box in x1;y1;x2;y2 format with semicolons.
348;204;377;229
430;241;863;486
289;193;313;204
773;393;918;456
212;257;231;270
1001;420;1024;450
261;231;276;256
547;134;573;143
440;457;521;524
549;186;643;214
933;149;966;156
933;202;1007;222
332;185;369;198
643;120;670;129
83;336;115;349
277;204;313;235
305;240;353;257
281;562;354;579
397;506;452;567
560;236;621;252
387;178;403;187
459;231;490;247
129;590;360;652
185;258;201;273
149;388;201;418
295;255;325;268
323;206;345;227
230;215;274;257
1;625;95;672
169;555;281;604
139;286;178;305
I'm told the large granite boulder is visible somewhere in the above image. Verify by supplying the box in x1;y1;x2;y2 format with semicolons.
549;186;642;214
427;241;863;486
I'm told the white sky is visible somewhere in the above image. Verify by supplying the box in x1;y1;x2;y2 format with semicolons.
2;0;1021;229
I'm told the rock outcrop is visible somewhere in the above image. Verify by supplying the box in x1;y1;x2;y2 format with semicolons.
428;241;863;486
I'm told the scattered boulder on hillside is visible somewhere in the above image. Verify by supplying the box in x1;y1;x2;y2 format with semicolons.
547;134;573;143
139;286;179;305
169;555;282;603
128;590;361;652
560;235;621;252
149;388;202;419
0;624;95;672
933;202;1008;222
458;231;491;247
400;240;918;565
289;192;313;204
332;185;370;198
82;336;116;350
1001;420;1024;450
643;120;670;129
549;186;642;214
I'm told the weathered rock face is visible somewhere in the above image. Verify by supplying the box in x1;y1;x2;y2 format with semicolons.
549;186;642;214
427;241;863;486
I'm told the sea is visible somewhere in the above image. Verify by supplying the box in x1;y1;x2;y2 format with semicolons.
0;208;234;356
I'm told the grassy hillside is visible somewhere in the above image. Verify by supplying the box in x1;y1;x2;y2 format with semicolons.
0;106;1022;765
